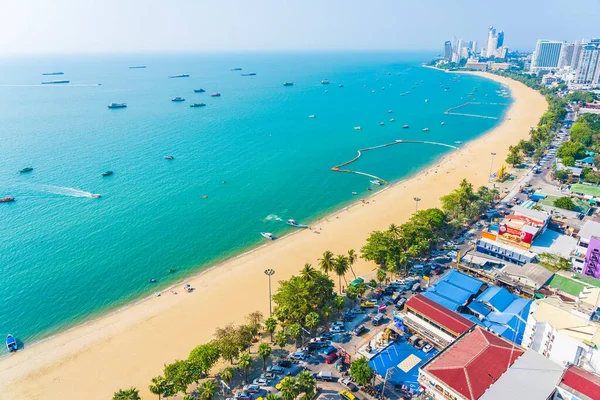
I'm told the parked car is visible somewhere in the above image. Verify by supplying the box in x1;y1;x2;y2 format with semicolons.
315;370;335;381
243;385;260;393
330;325;345;334
340;378;359;392
252;378;268;386
277;360;292;368
423;343;434;353
321;345;337;355
289;351;306;361
353;324;367;336
352;308;366;314
394;298;407;310
325;353;338;364
373;313;385;326
235;392;252;400
340;390;357;400
361;301;375;308
261;372;275;380
267;365;285;374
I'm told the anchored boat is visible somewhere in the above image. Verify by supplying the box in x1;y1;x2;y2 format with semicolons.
6;335;17;352
370;180;383;186
287;219;308;229
0;196;15;203
260;232;276;240
107;102;127;109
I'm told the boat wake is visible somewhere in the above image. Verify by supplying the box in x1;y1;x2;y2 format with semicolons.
42;186;97;198
265;214;283;222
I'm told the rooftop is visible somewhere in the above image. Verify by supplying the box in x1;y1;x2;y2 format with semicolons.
559;365;600;400
529;229;578;259
511;205;550;223
422;326;525;400
479;350;564;400
570;183;600;197
500;262;554;288
578;220;600;241
478;237;537;258
405;294;475;336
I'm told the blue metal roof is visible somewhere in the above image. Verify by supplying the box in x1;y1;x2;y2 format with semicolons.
436;270;484;294
433;281;473;305
422;291;460;311
468;301;491;317
477;287;515;312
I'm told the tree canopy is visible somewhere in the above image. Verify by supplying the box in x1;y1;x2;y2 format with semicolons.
553;196;576;211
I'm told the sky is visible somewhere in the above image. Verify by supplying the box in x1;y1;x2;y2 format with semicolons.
1;0;599;54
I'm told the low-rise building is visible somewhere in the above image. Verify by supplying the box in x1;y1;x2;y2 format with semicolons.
573;220;600;276
496;262;554;297
465;58;488;71
553;364;600;400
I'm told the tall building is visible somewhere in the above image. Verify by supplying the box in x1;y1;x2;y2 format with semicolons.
471;40;477;52
443;41;452;60
572;39;586;70
559;43;575;68
575;42;600;87
530;40;564;71
486;26;498;57
456;39;464;62
497;31;505;48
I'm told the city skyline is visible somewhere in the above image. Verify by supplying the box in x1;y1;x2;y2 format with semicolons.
1;0;600;54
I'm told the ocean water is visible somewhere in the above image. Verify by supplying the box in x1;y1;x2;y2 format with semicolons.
0;53;510;349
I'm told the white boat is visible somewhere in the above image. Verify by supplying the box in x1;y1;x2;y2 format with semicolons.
260;232;276;240
287;219;308;229
308;115;316;118
422;128;430;132
354;126;362;130
370;180;383;186
390;118;395;122
441;122;445;125
388;110;393;114
321;79;330;84
379;122;385;126
425;99;429;103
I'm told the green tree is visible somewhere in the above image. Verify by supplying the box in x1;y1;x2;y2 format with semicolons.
288;323;302;348
297;369;316;398
518;139;535;155
347;249;358;279
345;285;358;308
214;324;241;364
200;380;217;400
539;253;573;271
164;360;194;395
350;357;374;385
376;269;387;287
112;387;141;400
266;394;280;400
188;342;220;379
149;376;173;400
318;250;335;275
221;367;234;386
506;145;523;167
236;324;255;352
300;263;319;280
555;169;569;182
355;281;367;298
333;295;345;317
334;254;349;293
305;312;320;334
258;342;272;370
562;155;575;167
554;197;576;211
279;377;299;400
238;353;252;384
557;141;586;160
265;317;277;342
274;330;288;354
246;311;264;337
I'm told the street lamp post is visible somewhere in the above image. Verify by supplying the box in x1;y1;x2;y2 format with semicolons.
264;269;275;315
489;152;497;182
413;197;421;213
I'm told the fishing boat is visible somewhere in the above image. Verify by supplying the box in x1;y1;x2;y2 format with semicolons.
422;128;430;132
390;118;395;122
370;180;383;186
6;335;17;352
287;219;308;229
41;80;69;84
19;167;33;173
454;141;463;144
171;97;185;102
321;79;330;84
190;103;206;108
283;82;294;86
260;232;276;240
107;102;127;109
379;122;385;126
210;92;221;97
354;126;362;130
128;66;146;69
91;194;101;199
168;74;190;78
102;171;113;177
194;89;206;93
241;73;257;76
0;196;15;203
308;115;316;118
42;72;64;75
164;155;174;160
388;110;393;114
403;125;409;129
339;84;344;88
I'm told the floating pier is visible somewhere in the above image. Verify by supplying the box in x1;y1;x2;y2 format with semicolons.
444;102;508;120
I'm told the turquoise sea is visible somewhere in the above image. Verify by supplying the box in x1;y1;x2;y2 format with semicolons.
0;53;510;349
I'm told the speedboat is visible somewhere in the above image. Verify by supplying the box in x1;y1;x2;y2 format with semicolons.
379;122;385;126
441;122;445;125
241;73;257;76
354;126;362;130
403;125;409;129
283;82;294;86
41;80;69;84
422;128;430;132
425;99;429;103
388;110;393;114
91;194;101;198
20;167;33;173
210;92;221;97
107;102;127;109
102;171;113;177
287;219;308;229
0;196;15;203
260;232;276;240
454;141;463;144
42;72;64;75
164;155;174;160
6;335;17;352
390;118;395;122
339;84;344;88
171;97;185;102
190;103;206;108
168;74;190;78
128;66;146;69
308;115;316;118
231;68;242;71
194;89;206;93
321;79;330;84
370;180;383;186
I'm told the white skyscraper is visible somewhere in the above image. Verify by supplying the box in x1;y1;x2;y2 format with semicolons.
486;26;497;58
530;40;564;71
456;39;464;62
572;39;586;70
575;42;600;87
471;41;477;53
558;43;575;69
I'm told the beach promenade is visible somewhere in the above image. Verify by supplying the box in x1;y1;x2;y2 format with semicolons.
0;72;547;400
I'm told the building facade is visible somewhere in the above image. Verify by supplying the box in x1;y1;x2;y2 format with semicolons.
583;237;600;279
574;43;600;87
444;41;453;60
486;26;498;58
559;43;575;69
531;40;565;71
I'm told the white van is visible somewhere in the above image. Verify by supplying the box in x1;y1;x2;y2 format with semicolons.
373;313;385;326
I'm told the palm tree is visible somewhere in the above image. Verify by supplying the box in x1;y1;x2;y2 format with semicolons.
388;223;401;238
264;317;277;342
149;376;169;400
274;330;288;356
334;254;349;293
258;342;272;370
288;323;302;349
221;367;234;386
347;249;358;279
200;380;217;400
112;387;141;400
300;263;318;280
321;305;333;327
376;269;387;288
305;312;319;335
266;394;280;400
296;370;316;398
238;353;252;384
279;377;299;400
333;296;345;317
318;250;335;275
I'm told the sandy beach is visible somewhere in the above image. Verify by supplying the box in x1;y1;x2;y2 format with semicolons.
0;72;547;400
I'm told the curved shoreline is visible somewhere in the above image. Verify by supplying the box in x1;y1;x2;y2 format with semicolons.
0;71;547;400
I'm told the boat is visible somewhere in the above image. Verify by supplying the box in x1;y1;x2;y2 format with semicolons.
128;66;146;69
102;171;113;177
190;103;206;108
441;122;445;125
379;122;385;126
370;180;383;186
454;141;463;144
308;115;316;118
0;196;15;203
339;84;344;88
324;90;328;93
210;92;221;97
287;219;308;229
241;73;257;76
164;155;174;160
403;125;409;129
19;167;33;173
422;128;430;132
201;195;208;199
6;335;17;352
41;80;69;84
168;74;190;78
231;68;242;71
390;118;395;122
107;102;127;109
371;90;375;93
354;126;362;130
171;97;185;102
321;79;330;84
91;194;101;198
260;232;276;240
381;87;385;90
168;269;176;273
388;110;393;114
425;99;429;103
149;278;157;283
283;82;294;86
42;72;64;75
194;89;206;93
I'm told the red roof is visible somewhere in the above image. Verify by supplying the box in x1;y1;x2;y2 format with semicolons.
560;365;600;400
405;294;475;336
423;326;524;400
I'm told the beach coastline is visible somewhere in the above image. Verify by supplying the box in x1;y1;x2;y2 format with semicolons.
0;71;547;400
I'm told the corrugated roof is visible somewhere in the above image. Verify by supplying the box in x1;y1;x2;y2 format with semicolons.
434;269;485;295
405;294;475;336
423;327;525;400
559;365;600;400
479;350;564;400
434;281;473;305
422;291;461;311
578;220;600;241
512;205;550;223
477;287;515;312
500;263;554;288
468;301;491;317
